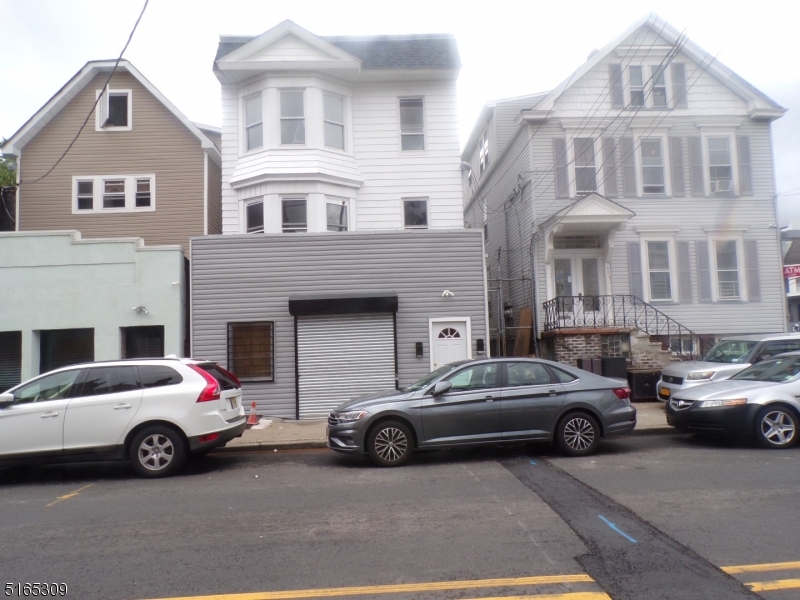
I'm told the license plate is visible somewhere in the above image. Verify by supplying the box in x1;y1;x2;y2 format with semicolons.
660;387;671;398
230;395;240;409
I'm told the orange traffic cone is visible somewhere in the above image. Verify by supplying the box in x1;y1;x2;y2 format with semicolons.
246;401;259;426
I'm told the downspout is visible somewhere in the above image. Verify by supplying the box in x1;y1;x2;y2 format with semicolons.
770;124;789;330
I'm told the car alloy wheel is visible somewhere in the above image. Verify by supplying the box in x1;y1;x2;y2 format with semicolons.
367;420;413;467
756;407;798;449
129;425;187;477
556;411;600;456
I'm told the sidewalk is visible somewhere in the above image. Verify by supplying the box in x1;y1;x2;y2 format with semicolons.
219;401;671;453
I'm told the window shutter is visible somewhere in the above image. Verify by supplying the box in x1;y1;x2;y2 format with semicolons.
554;138;569;198
609;64;624;109
678;241;692;302
621;137;637;197
602;137;619;197
745;240;761;302
738;136;753;196
628;242;644;298
696;241;712;302
669;137;686;197
672;63;687;108
689;137;704;196
97;86;109;126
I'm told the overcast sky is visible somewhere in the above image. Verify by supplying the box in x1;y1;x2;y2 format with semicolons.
2;0;798;222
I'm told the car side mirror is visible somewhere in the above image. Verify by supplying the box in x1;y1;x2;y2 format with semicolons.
432;381;452;396
755;354;770;363
0;392;14;409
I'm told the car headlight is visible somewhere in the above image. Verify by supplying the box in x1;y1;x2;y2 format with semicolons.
686;371;715;381
697;398;747;408
335;410;368;423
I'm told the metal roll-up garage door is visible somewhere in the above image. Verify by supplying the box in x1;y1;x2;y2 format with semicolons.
297;313;396;419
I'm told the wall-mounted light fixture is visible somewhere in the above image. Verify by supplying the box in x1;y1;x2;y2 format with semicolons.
133;305;149;314
415;342;424;358
441;290;455;298
476;339;485;354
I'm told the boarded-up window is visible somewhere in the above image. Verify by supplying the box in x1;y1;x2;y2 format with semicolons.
672;63;687;108
227;322;274;380
738;136;753;196
621;137;637;197
553;138;569;198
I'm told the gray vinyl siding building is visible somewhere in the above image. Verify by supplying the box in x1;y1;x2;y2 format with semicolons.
191;230;488;418
463;14;787;360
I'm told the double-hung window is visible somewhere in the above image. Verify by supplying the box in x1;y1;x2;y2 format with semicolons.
96;88;132;130
326;198;348;232
641;139;665;194
324;94;345;150
135;179;151;207
282;198;307;233
646;241;673;301
651;66;667;107
715;240;740;299
479;132;490;174
403;198;428;229
245;95;263;151
574;138;597;195
73;175;155;213
76;181;94;210
102;180;126;209
246;200;264;234
280;91;305;145
399;98;424;151
708;137;733;193
629;66;645;107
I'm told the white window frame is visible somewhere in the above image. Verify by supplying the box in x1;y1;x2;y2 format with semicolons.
325;196;349;232
625;65;672;109
639;136;668;195
245;198;264;234
571;137;599;196
705;135;736;195
243;94;263;153
479;131;490;175
640;238;678;302
402;197;429;229
398;97;425;152
628;66;645;108
323;93;346;151
280;89;306;146
95;88;133;131
281;196;308;233
710;237;745;301
71;175;155;214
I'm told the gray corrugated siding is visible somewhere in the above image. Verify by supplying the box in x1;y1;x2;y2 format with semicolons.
191;229;487;418
19;72;206;252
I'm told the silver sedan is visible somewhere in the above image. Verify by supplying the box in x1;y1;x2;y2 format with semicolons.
666;352;800;448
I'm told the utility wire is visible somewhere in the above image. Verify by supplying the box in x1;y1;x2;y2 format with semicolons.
19;0;150;186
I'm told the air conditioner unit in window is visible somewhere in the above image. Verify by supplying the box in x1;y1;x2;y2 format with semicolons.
711;179;732;193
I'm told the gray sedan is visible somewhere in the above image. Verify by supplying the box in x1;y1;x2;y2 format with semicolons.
327;357;636;466
666;352;800;448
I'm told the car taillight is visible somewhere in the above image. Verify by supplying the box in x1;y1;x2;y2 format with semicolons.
189;364;220;402
613;387;631;400
215;365;241;388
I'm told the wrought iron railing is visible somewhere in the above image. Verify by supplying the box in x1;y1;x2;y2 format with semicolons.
542;295;712;359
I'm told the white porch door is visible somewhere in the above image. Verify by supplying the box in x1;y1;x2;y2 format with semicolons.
431;320;469;370
553;254;605;325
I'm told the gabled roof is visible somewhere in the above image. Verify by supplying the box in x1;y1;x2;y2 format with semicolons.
214;19;460;71
519;13;786;123
2;60;221;164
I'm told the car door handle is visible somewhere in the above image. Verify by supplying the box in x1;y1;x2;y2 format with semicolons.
40;411;59;418
485;395;494;402
549;390;558;396
113;403;132;411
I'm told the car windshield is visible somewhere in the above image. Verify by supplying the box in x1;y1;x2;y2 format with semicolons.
403;363;464;392
731;356;800;382
702;340;757;363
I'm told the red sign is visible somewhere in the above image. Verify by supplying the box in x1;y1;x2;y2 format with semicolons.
784;264;800;278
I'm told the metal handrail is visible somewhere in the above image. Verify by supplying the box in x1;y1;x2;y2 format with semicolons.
542;295;711;359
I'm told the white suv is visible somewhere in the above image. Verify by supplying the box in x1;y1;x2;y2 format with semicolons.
0;358;246;477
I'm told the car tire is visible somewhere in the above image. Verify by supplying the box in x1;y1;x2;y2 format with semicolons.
556;411;600;457
367;420;413;467
129;425;187;478
755;405;799;449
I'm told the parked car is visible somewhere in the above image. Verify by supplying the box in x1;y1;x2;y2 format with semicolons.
0;358;246;477
666;352;800;448
327;357;636;466
657;333;800;402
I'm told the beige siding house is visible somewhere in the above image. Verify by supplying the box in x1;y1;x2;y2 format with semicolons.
2;60;222;251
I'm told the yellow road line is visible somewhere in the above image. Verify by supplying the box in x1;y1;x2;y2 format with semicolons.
722;560;800;574
455;594;610;600
46;484;93;507
142;574;595;600
745;578;800;592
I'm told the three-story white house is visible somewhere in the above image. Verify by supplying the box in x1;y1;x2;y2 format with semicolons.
462;14;787;365
191;21;488;418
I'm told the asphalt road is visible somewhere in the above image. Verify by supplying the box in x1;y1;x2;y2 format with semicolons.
1;433;799;600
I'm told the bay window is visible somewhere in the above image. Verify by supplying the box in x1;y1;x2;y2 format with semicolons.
324;94;345;150
280;91;305;145
282;198;307;233
245;95;263;151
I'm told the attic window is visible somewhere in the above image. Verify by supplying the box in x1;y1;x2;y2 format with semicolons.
96;88;132;131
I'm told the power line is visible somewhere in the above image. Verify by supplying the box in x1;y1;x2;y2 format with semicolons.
19;0;150;186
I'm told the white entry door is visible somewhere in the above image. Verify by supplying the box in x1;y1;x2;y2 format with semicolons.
553;254;605;326
430;320;471;370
